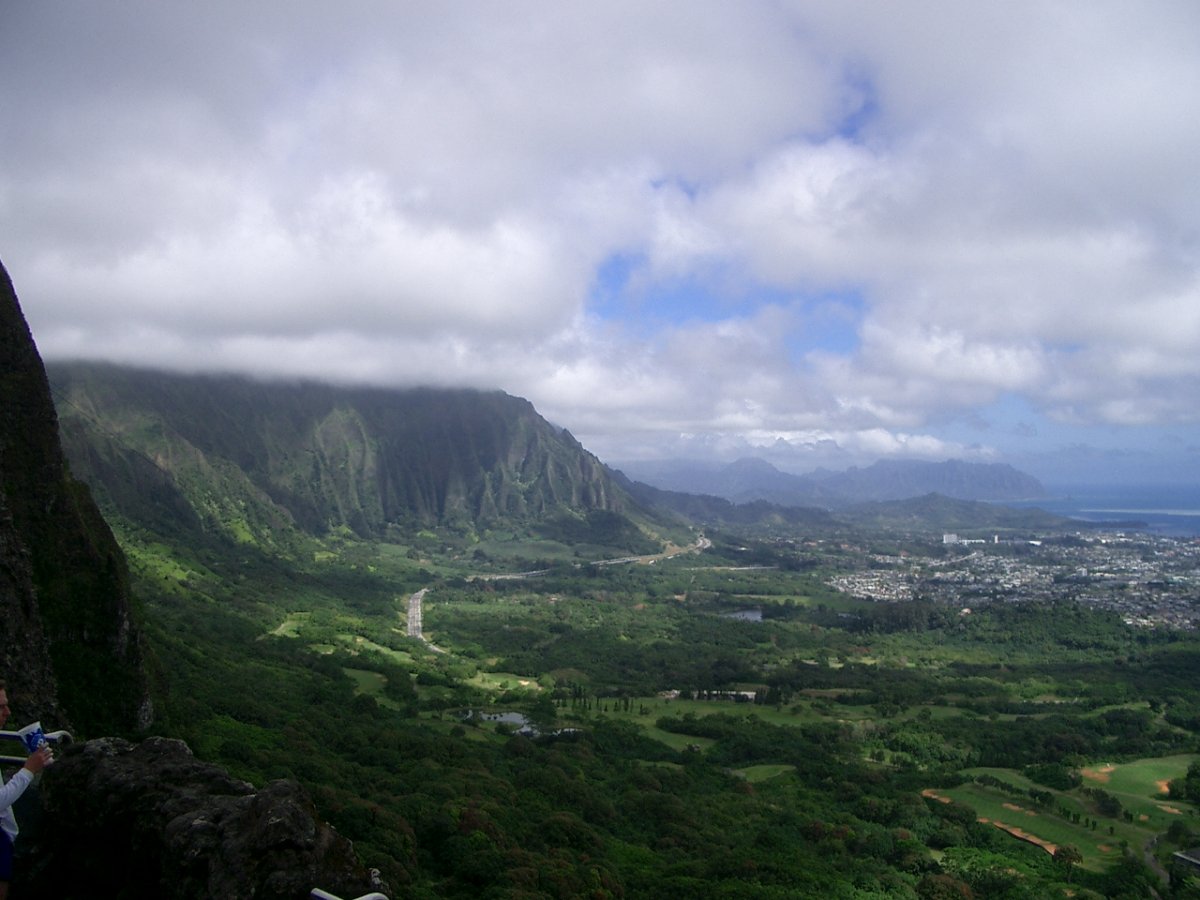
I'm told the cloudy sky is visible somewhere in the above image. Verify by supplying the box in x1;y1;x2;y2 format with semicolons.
3;2;1199;484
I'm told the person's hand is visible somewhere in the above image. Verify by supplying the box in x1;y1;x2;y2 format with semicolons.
22;745;52;774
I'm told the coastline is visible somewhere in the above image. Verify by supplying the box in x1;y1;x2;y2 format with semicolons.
1010;483;1200;537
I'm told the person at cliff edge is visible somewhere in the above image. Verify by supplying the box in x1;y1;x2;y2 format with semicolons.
0;680;52;899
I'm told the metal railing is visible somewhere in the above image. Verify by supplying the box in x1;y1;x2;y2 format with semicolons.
310;891;389;900
0;729;72;765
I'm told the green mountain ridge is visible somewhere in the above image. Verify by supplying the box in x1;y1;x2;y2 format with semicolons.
839;492;1078;533
48;363;631;550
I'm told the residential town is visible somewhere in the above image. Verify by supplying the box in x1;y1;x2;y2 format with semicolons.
826;531;1200;629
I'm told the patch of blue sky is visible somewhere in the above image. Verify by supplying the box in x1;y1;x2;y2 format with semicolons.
932;394;1050;444
648;174;702;201
590;251;866;357
588;252;864;362
787;289;865;361
629;277;750;330
931;394;1200;472
589;254;759;330
834;69;880;142
589;251;646;323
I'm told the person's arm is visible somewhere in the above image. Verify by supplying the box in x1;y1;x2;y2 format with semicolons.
0;745;49;813
0;767;33;813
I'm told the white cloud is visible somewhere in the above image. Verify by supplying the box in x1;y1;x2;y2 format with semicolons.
3;1;1200;479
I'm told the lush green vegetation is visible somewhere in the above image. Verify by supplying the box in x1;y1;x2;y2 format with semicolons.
93;513;1200;899
32;346;1200;899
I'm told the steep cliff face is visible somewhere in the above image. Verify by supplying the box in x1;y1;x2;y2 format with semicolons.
0;478;60;726
49;363;631;544
0;260;150;735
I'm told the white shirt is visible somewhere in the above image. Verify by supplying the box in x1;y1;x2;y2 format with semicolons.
0;766;32;843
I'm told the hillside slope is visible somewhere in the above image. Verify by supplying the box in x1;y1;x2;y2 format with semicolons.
48;363;633;548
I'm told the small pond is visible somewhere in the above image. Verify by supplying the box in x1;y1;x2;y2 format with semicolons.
720;607;763;622
459;710;581;739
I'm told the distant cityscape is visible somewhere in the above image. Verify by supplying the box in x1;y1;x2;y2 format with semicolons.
826;530;1200;630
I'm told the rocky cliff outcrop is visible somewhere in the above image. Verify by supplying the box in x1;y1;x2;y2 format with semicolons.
0;259;150;734
15;737;382;899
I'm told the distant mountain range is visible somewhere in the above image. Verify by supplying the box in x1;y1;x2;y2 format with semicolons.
48;362;1065;548
614;456;1047;508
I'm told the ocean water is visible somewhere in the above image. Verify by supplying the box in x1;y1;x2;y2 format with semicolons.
1010;484;1200;537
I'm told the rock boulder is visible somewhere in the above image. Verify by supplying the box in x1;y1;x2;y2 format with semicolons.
15;737;382;900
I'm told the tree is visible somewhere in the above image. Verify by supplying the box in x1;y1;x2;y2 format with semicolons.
1053;844;1082;883
916;872;974;899
528;692;558;731
1183;759;1200;801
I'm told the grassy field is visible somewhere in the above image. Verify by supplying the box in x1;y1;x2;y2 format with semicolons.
934;756;1200;871
589;695;810;729
343;667;404;710
467;670;542;691
928;781;1132;870
1080;754;1198;827
735;764;796;782
587;692;980;729
267;611;309;637
332;633;416;664
637;725;716;753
